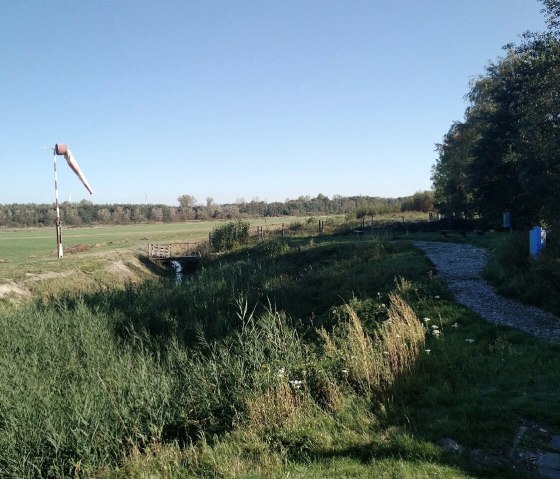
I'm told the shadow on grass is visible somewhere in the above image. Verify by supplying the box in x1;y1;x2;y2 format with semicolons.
56;233;436;352
38;231;560;476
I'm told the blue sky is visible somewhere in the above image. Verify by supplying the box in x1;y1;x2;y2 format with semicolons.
0;1;547;206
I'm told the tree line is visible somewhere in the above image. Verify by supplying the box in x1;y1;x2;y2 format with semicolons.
432;0;560;228
0;191;433;228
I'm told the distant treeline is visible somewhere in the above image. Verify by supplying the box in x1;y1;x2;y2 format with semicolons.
0;192;433;228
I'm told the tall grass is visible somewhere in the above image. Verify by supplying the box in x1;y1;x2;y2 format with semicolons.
0;301;177;477
4;232;559;478
484;230;560;315
0;234;430;478
0;290;422;477
320;293;425;394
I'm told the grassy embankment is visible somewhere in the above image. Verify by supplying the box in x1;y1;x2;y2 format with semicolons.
1;221;559;478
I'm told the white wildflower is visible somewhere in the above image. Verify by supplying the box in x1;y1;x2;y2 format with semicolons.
289;379;304;389
465;338;475;343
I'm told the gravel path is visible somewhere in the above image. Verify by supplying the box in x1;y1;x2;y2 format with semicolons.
412;241;560;343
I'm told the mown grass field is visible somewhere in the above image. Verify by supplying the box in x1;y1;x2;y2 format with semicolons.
0;213;426;299
0;218;290;267
0;217;303;299
1;223;559;478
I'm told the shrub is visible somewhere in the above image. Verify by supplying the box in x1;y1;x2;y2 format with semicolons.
259;237;291;259
484;230;560;314
209;220;250;252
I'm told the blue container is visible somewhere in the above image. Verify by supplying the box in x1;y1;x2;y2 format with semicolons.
530;226;546;258
503;212;511;229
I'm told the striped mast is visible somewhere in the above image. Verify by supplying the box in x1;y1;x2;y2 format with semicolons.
51;143;93;259
53;149;63;258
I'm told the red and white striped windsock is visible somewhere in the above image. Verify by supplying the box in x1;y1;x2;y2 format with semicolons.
55;144;94;194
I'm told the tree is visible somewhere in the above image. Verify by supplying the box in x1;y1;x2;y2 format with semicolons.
177;194;197;209
401;191;435;213
356;200;391;225
542;0;560;32
149;207;164;222
431;8;560;227
432;121;478;217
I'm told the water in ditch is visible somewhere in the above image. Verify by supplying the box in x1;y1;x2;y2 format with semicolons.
170;260;183;284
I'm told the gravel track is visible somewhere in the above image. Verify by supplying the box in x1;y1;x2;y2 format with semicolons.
412;241;560;343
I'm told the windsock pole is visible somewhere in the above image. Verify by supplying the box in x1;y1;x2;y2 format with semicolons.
49;143;93;258
53;151;63;258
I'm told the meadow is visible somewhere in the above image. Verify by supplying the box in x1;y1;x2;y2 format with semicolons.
1;219;559;478
0;218;292;266
0;213;425;300
0;217;294;299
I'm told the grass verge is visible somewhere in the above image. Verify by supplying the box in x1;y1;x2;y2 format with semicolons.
0;232;558;478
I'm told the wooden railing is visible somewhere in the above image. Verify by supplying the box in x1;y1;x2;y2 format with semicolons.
148;242;201;259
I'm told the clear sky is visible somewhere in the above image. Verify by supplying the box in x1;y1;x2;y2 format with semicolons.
0;0;547;206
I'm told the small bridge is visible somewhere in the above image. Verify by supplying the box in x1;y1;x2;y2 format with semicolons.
148;242;203;270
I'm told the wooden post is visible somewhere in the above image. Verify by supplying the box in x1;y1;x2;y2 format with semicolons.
281;223;284;237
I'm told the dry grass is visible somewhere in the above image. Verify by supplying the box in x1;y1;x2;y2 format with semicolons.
379;293;426;377
321;293;425;393
245;382;303;431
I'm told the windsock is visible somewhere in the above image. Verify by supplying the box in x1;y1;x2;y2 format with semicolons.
55;144;94;194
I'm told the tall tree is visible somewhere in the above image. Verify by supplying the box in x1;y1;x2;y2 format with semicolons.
177;194;197;209
432;2;560;226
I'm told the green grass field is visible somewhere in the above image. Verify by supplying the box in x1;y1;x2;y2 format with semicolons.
0;218;298;298
0;218;291;265
0;213;427;299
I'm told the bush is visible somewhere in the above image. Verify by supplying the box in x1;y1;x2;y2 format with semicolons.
288;221;303;231
484;230;560;315
259;237;292;259
209;220;250;252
